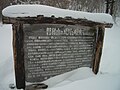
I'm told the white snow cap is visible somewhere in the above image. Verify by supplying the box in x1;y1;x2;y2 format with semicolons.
2;5;113;24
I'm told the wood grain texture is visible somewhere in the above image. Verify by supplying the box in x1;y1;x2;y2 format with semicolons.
2;16;113;28
92;26;105;74
13;23;25;89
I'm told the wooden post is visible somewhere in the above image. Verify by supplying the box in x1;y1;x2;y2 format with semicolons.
12;23;25;89
93;26;105;74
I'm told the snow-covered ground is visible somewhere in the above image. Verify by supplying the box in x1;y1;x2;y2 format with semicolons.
0;23;15;90
100;18;120;74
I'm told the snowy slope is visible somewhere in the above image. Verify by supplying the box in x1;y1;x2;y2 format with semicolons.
0;24;15;90
0;24;12;61
46;74;120;90
42;67;95;88
100;20;120;74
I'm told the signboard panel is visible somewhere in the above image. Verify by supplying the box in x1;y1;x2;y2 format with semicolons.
24;24;96;82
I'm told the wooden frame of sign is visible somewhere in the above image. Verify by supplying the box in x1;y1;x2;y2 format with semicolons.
2;16;112;90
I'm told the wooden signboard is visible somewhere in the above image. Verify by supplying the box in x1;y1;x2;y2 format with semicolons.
2;16;112;89
24;24;96;82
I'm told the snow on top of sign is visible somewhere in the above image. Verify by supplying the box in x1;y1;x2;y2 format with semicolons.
2;5;113;24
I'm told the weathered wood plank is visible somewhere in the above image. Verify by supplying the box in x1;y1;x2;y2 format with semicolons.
2;16;113;28
13;23;25;89
92;26;105;74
